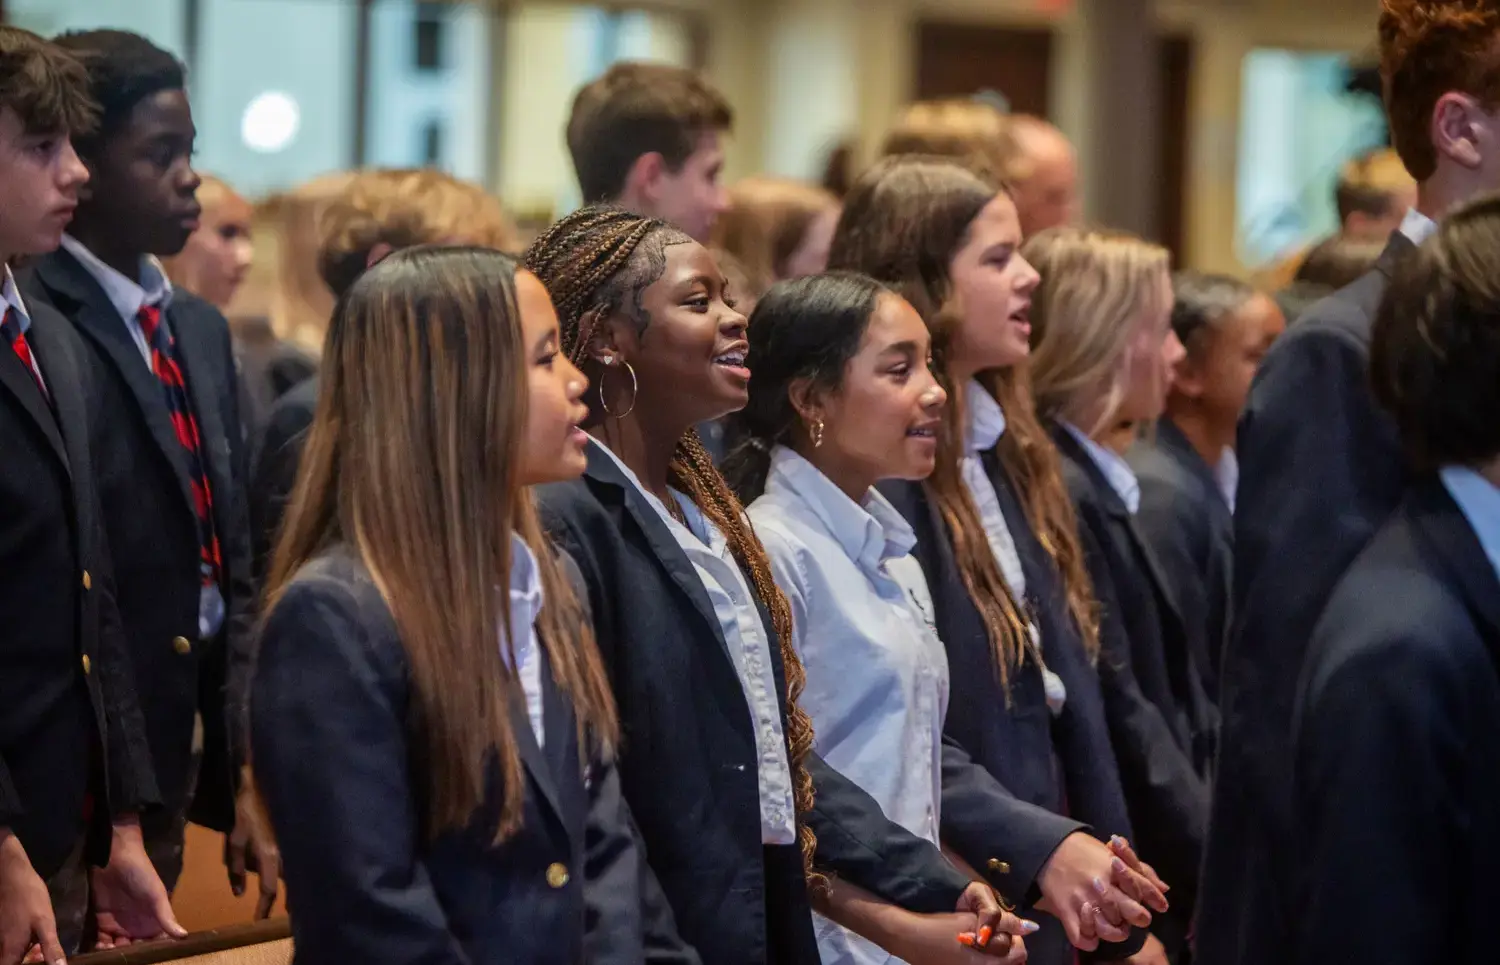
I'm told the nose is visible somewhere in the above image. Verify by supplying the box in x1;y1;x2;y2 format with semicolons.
178;160;201;196
718;304;748;336
1016;253;1042;294
235;239;255;270
59;139;89;189
1165;329;1187;367
563;355;589;401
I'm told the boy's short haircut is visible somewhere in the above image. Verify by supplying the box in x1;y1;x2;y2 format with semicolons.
316;168;518;299
566;62;733;204
1372;190;1500;471
51;29;183;159
1379;0;1500;181
0;25;97;137
1169;272;1257;357
1334;148;1414;223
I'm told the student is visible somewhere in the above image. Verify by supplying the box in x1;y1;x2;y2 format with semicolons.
248;167;517;583
253;246;672;963
1199;5;1500;962
711;177;840;300
1290;192;1500;965
1025;225;1209;960
0;25;183;959
527;205;1027;965
1127;274;1285;703
828;156;1167;965
161;174;254;312
881;99;1018;183
22;29;261;903
566;61;731;242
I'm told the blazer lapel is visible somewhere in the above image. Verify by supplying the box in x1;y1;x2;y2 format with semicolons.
1412;481;1500;644
1375;229;1417;280
35;252;197;519
510;693;564;827
0;342;67;471
169;303;235;539
584;445;735;662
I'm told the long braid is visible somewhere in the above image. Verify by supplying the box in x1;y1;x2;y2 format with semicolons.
525;205;825;891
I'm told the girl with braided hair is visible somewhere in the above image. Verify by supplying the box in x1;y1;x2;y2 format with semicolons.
527;205;1027;965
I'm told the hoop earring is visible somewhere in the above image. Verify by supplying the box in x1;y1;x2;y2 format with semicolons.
811;418;825;449
600;359;638;419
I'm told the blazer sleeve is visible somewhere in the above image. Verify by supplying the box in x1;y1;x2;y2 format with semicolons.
251;576;472;965
1076;508;1208;899
219;329;259;767
248;399;312;585
1292;630;1467;965
93;527;162;815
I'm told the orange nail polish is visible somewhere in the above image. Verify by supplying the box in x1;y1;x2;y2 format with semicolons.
957;933;976;947
978;926;993;946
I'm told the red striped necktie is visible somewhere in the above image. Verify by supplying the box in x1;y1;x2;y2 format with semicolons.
1;306;47;400
137;304;222;589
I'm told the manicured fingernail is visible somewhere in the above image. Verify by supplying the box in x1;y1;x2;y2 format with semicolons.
978;925;993;946
1112;856;1127;874
1093;876;1109;895
1021;919;1041;934
1110;834;1125;848
957;932;976;947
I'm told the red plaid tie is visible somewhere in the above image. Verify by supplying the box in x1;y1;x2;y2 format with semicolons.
1;306;47;400
137;304;222;589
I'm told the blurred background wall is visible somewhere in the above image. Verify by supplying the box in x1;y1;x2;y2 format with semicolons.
4;0;1385;281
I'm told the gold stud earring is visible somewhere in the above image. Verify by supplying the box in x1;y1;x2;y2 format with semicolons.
812;418;825;448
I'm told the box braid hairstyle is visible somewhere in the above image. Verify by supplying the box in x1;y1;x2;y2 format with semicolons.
523;204;824;889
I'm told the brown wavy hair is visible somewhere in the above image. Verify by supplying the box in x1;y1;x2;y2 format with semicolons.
260;246;618;843
523;205;823;888
829;156;1101;687
712;176;839;297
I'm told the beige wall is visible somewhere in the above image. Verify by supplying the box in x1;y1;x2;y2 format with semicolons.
492;0;1379;274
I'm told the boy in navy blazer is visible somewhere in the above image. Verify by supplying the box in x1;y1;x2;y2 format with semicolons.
21;29;268;912
0;25;184;960
1201;3;1500;962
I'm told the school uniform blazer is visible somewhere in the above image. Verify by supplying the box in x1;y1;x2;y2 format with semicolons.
252;544;684;965
882;458;1144;965
1289;479;1500;965
1051;424;1211;952
1195;232;1413;965
537;446;974;965
248;375;318;582
24;251;257;832
0;301;159;878
1126;418;1233;705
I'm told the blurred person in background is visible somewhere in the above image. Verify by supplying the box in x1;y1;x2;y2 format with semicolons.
1275;236;1387;323
566;61;732;242
249;168;518;584
712;176;840;301
1128;274;1285;706
161;174;252;312
882;98;1018;184
1006;116;1080;238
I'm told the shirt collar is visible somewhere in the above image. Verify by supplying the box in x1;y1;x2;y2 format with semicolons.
1063;421;1140;514
2;266;31;335
1440;466;1500;582
504;532;545;657
1399;208;1437;246
965;380;1007;454
61;234;174;324
1215;447;1239;514
765;445;916;572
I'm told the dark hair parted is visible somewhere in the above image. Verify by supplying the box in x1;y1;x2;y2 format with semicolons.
566;62;733;204
1294;235;1386;292
829;155;1100;690
1372;191;1500;472
523;205;824;888
722;273;892;503
52;29;184;160
261;246;618;844
0;26;97;137
1170;272;1256;357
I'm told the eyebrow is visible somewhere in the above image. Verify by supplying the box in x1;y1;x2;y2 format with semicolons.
879;339;924;355
530;328;558;355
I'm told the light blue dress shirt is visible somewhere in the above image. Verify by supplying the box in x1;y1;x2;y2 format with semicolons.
1441;466;1500;584
750;446;948;965
591;439;798;845
504;533;547;747
1063;420;1141;514
61;234;226;640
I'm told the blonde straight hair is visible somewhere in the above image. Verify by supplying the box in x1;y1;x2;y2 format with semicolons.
260;246;617;844
1025;226;1172;435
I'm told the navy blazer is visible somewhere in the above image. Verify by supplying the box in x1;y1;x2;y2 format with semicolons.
538;444;972;965
882;453;1143;965
1196;233;1413;965
0;301;159;877
252;544;685;965
1051;424;1211;953
248;374;318;583
24;250;257;832
1127;418;1233;705
1290;479;1500;965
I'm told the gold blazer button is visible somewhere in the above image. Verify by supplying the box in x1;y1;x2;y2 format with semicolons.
81;654;91;675
546;862;570;889
82;570;91;591
987;859;1011;875
173;636;193;655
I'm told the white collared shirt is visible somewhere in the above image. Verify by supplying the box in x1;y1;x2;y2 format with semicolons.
504;533;547;747
1064;421;1141;514
1215;446;1240;515
750;447;946;965
61;234;173;365
1399;208;1438;246
61;235;224;639
591;439;798;845
1;266;44;388
1441;466;1500;583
